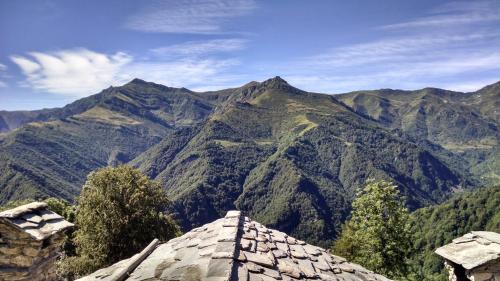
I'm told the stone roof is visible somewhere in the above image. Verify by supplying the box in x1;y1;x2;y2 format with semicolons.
78;210;391;281
0;202;74;240
435;231;500;270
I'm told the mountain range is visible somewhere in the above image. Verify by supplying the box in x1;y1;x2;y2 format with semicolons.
0;77;498;245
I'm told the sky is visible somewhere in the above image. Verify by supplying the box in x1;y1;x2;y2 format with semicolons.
1;0;500;110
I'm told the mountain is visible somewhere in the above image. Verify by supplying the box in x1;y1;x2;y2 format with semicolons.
0;77;498;245
408;184;500;281
337;84;500;184
0;79;231;203
0;109;54;132
131;77;478;245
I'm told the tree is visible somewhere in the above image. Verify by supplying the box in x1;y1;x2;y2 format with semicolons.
332;180;411;279
65;165;180;276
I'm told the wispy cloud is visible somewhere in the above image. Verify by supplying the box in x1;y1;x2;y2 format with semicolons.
285;0;500;93
10;47;244;96
0;63;8;88
151;39;247;57
125;0;256;34
305;33;497;68
381;0;500;29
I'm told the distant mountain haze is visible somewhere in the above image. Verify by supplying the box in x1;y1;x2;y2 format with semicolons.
0;77;498;245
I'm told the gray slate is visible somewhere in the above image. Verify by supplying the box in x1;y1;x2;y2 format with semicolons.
0;201;74;240
435;231;500;270
78;211;391;281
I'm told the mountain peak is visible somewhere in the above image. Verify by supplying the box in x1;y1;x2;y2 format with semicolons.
260;76;293;90
127;78;149;85
263;76;288;84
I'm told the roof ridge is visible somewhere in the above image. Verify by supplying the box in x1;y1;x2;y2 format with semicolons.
0;202;48;218
205;210;242;280
109;239;159;281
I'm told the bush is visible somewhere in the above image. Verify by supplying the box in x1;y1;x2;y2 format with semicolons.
61;165;180;278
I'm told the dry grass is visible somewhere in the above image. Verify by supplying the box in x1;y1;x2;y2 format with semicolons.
75;106;142;126
214;140;243;147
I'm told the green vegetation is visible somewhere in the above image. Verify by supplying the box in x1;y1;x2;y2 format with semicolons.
0;77;498;247
134;77;470;246
337;85;500;183
0;79;233;204
332;180;411;279
407;185;500;281
59;166;180;278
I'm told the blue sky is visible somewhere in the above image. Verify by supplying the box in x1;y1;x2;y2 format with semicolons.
1;0;500;110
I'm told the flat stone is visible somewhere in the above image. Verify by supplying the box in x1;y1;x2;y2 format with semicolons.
256;242;270;252
297;259;318;278
241;239;254;251
248;272;264;281
277;259;302;278
245;252;275;268
237;251;247;262
314;258;332;271
338;264;355;273
206;257;232;278
261;266;282;279
272;250;288;258
255;236;268;242
237;264;249;281
225;210;241;218
332;267;342;274
290;250;308;259
246;262;264;273
212;251;234;259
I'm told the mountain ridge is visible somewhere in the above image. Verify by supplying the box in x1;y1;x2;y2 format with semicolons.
0;77;498;245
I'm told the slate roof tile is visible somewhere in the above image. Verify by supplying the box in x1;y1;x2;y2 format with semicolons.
0;202;73;241
78;211;392;281
435;231;500;270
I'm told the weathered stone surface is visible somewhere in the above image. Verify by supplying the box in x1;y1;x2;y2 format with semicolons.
437;231;500;281
0;202;73;281
77;211;392;281
245;252;275;268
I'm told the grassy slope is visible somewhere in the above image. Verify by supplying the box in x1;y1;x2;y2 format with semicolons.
133;77;473;246
0;79;230;203
337;84;500;185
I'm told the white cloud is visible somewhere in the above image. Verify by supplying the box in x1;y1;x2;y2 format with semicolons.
0;63;8;87
283;1;500;93
151;39;247;57
125;0;256;34
123;58;241;91
305;33;496;68
11;49;132;96
442;78;500;92
382;0;500;29
10;48;244;96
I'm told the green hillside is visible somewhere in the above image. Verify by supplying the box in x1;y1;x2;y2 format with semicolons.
408;185;500;281
337;85;500;184
132;77;477;246
0;79;231;203
0;77;498;247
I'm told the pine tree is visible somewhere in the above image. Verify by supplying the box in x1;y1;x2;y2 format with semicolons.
332;180;411;279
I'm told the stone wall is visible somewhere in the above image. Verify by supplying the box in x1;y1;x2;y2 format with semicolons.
0;220;66;281
468;259;500;281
